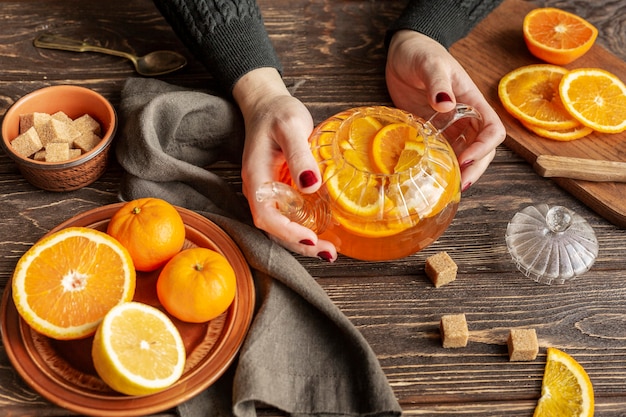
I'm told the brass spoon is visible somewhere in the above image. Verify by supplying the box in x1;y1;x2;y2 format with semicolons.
34;33;187;77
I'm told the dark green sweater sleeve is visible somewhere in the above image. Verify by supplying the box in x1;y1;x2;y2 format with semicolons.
153;0;282;93
387;0;504;48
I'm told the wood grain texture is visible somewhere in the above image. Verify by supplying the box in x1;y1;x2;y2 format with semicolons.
1;0;626;416
451;0;626;227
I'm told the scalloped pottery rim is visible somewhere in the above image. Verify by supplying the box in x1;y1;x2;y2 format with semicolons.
0;203;255;416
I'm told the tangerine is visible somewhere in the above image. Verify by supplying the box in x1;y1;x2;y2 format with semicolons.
107;198;186;272
156;247;236;323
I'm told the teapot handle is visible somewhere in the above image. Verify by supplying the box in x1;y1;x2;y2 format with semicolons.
425;103;483;154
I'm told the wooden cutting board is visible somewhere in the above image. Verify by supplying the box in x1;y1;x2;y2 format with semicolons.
450;0;626;227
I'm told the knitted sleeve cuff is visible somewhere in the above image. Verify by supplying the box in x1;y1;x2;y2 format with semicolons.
386;0;504;49
203;15;283;91
154;0;282;93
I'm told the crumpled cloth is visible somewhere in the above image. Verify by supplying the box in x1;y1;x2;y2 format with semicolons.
115;77;402;417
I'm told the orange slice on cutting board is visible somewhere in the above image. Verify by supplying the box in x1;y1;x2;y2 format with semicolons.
498;64;580;130
559;68;626;134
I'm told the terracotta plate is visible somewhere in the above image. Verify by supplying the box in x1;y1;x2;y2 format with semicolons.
0;203;255;416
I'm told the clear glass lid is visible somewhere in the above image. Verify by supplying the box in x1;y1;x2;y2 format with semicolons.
505;204;598;285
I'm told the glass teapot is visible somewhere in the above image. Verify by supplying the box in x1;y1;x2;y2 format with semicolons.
257;105;482;261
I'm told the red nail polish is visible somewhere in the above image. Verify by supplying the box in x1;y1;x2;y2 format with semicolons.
299;170;318;188
299;239;315;246
317;251;333;262
462;182;472;192
460;159;474;169
436;92;452;103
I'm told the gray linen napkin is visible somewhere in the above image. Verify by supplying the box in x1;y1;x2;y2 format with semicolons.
115;78;402;417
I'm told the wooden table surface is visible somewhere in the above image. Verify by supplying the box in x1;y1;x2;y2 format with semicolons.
1;0;626;415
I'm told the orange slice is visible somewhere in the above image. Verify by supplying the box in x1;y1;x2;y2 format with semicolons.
523;8;598;65
559;68;626;133
534;347;594;417
12;227;136;340
370;122;419;174
323;161;383;217
394;138;425;173
521;121;594;141
498;64;580;130
92;301;186;396
343;115;382;172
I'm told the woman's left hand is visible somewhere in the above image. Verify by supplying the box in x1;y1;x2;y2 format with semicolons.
386;30;506;191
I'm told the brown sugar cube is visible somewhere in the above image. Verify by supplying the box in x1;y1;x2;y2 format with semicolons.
51;111;73;124
507;329;539;361
73;113;101;136
33;150;47;161
425;251;458;288
37;118;81;145
10;127;43;157
19;112;51;134
69;148;82;159
440;313;468;348
73;132;101;153
44;142;70;162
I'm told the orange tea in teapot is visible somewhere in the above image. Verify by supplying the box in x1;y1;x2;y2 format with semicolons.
260;105;481;261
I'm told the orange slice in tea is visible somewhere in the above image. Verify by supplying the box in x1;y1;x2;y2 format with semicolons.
523;8;597;65
394;138;425;173
323;161;383;218
342;115;382;172
498;64;580;130
559;68;626;133
371;122;419;174
12;227;136;340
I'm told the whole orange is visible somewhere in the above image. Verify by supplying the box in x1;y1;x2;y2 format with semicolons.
156;247;236;323
106;198;186;272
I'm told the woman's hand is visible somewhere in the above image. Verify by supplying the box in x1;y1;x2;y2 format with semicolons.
233;67;337;262
386;30;506;191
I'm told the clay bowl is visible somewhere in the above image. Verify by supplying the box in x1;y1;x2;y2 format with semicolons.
1;85;117;191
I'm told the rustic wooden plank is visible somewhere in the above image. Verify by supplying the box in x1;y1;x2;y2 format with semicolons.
1;0;626;416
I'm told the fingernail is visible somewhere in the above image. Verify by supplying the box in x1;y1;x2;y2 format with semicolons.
298;170;318;188
317;251;333;262
436;92;452;103
460;159;474;169
299;239;315;246
462;182;472;192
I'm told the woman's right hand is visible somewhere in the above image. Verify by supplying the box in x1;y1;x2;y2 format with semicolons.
233;67;337;262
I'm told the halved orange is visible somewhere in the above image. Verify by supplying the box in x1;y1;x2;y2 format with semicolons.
498;64;580;130
92;301;185;395
559;68;626;133
520;121;594;141
523;8;597;65
534;347;594;417
12;227;136;340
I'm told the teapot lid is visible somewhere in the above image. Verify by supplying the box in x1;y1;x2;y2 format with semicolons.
505;204;598;285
